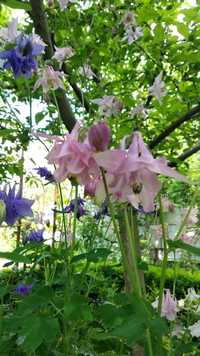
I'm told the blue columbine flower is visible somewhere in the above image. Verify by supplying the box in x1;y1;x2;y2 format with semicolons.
16;283;33;296
0;34;44;78
27;230;44;243
34;167;55;183
65;198;86;219
0;185;34;226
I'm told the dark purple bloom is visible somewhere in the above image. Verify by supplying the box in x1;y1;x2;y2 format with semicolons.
16;283;33;296
27;230;44;243
0;185;34;226
65;198;86;219
0;34;44;78
34;167;55;182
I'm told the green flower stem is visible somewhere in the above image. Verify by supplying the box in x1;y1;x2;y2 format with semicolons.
101;169;136;287
125;207;153;356
72;184;78;250
158;194;168;315
130;208;146;293
58;182;68;246
124;207;142;297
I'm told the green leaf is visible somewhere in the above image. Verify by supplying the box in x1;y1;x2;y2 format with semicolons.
64;295;93;322
71;248;111;263
0;0;30;10
0;251;32;263
176;22;189;38
109;317;145;345
35;112;45;124
168;240;200;256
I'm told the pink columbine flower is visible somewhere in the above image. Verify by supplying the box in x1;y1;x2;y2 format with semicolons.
121;11;136;29
34;65;64;94
123;26;142;44
180;233;193;245
59;0;76;10
161;290;178;321
149;72;166;102
0;18;21;43
91;95;123;117
79;64;96;79
94;131;187;212
88;121;110;152
44;123;100;186
52;46;74;66
130;104;147;119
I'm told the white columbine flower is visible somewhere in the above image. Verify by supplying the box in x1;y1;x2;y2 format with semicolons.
79;64;96;79
0;18;21;43
91;95;123;117
189;320;200;338
58;0;76;10
34;65;64;94
149;72;166;102
130;104;147;119
52;46;74;66
186;288;200;303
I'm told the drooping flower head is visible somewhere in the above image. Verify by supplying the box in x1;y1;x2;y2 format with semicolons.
123;26;142;44
45;122;100;186
152;290;178;321
94;131;187;212
65;198;86;219
121;11;136;29
149;72;166;102
0;34;44;78
91;95;123;118
0;18;21;43
79;64;96;79
130;104;147;119
34;65;64;94
52;46;74;66
27;230;44;243
58;0;76;10
188;320;200;338
88;121;110;152
161;289;178;321
16;283;33;296
0;185;34;226
34;167;55;183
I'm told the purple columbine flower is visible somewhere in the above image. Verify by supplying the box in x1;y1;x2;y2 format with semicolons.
16;283;33;296
0;185;34;226
65;198;86;219
27;230;44;243
34;167;55;183
0;34;44;78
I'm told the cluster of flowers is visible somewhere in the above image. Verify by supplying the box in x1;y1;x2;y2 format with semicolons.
35;121;187;213
152;288;200;339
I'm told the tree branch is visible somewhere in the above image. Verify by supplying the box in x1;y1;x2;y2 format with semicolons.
149;103;200;149
29;0;76;131
178;141;200;162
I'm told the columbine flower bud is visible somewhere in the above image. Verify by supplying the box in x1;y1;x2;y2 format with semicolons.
88;121;110;152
